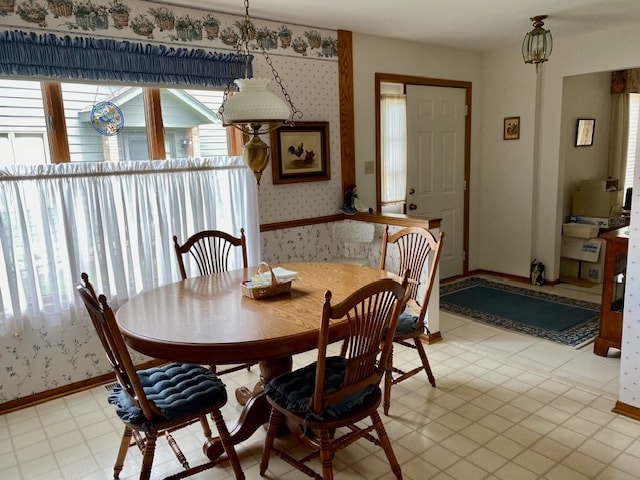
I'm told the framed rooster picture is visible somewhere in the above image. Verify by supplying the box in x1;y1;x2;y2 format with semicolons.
271;121;331;184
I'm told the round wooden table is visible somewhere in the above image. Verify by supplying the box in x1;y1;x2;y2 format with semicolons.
117;262;395;459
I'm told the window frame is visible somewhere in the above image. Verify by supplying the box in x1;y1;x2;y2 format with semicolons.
37;80;243;164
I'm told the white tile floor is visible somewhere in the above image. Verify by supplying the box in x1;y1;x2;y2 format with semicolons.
1;276;634;480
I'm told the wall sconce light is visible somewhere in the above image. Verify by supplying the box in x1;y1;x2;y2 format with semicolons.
522;15;553;72
219;0;301;185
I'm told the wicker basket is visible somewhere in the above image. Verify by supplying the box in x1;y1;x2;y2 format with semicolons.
241;262;292;300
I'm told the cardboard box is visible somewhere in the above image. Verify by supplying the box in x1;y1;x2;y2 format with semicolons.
585;259;605;282
579;178;619;192
562;223;599;239
560;236;603;262
569;215;626;229
560;246;605;283
572;190;623;217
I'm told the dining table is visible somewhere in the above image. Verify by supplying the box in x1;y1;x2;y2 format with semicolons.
116;261;398;460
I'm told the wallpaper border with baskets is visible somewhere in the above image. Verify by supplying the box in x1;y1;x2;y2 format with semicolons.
0;0;338;60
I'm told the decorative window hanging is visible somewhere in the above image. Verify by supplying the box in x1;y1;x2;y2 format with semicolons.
91;101;124;136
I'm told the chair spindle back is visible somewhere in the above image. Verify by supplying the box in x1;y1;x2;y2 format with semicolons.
311;274;409;414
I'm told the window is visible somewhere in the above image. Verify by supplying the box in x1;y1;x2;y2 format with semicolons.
0;132;49;167
0;79;49;166
0;78;236;165
0;81;253;337
380;82;407;213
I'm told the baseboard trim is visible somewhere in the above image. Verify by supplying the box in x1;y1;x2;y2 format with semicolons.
422;331;442;344
460;269;561;287
0;359;165;415
613;400;640;422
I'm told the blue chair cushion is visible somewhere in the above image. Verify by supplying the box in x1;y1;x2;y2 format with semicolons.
395;312;419;335
108;363;227;427
265;356;376;420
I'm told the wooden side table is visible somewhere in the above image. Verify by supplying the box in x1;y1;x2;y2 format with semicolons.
594;227;628;356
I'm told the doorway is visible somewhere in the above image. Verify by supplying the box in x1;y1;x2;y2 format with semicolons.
375;73;472;279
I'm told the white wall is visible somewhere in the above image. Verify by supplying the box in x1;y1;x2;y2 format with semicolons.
561;72;612;221
481;23;640;409
351;33;484;270
479;46;538;277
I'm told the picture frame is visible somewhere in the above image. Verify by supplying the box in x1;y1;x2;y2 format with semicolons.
503;116;520;140
575;118;595;147
271;121;331;184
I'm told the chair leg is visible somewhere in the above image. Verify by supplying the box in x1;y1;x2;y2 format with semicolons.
318;429;334;480
371;411;402;480
199;415;213;440
211;410;245;480
139;431;158;480
383;346;394;416
414;337;436;387
114;426;132;479
260;408;282;476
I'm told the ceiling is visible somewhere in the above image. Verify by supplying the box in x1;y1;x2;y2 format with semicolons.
152;0;640;52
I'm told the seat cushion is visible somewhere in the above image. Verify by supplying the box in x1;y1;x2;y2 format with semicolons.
265;356;375;420
395;312;419;335
108;363;227;426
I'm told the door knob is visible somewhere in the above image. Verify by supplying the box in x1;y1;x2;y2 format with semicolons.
408;188;415;195
408;203;418;210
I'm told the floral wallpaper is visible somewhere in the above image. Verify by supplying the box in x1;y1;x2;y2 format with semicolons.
0;0;338;60
255;55;342;223
261;220;387;265
620;158;640;407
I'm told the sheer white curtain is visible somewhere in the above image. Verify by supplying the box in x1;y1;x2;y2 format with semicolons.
624;94;640;193
608;93;630;189
381;93;407;205
0;157;259;337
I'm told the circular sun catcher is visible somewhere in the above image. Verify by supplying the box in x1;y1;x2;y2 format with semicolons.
91;101;124;136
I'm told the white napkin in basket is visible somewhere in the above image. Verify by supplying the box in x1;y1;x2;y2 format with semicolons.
251;267;299;286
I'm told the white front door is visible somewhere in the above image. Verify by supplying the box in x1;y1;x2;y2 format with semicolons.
406;85;466;279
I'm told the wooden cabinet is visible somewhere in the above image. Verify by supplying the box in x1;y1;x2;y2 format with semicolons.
594;227;628;356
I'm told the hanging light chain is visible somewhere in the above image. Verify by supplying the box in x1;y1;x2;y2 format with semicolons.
241;0;254;78
219;0;302;127
261;49;301;123
218;0;252;121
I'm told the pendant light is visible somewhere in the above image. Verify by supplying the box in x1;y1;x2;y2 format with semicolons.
522;15;553;72
219;0;301;185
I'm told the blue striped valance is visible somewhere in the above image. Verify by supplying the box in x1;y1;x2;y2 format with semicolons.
0;30;252;87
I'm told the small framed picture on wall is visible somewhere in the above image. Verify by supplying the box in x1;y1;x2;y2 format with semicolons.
575;118;595;147
271;121;331;184
503;116;520;140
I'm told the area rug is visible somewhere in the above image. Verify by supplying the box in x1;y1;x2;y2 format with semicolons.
440;277;600;348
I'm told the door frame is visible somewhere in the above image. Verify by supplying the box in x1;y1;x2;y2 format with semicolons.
375;72;472;276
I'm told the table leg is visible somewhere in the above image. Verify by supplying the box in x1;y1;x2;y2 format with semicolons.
204;356;293;460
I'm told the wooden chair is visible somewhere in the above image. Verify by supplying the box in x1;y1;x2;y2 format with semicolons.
379;225;444;415
173;228;248;279
173;228;253;376
76;273;245;480
259;275;409;480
